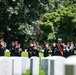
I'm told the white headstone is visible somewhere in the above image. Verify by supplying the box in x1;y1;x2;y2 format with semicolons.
21;57;30;74
65;56;76;75
0;57;12;75
30;57;39;75
41;56;66;75
10;57;22;75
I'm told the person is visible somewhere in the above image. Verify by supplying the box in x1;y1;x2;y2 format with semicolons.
51;42;56;56
69;41;75;56
27;42;34;58
33;42;39;57
66;42;70;57
62;43;67;58
44;42;49;57
10;41;15;56
55;38;64;56
15;43;22;56
14;40;19;56
0;38;6;56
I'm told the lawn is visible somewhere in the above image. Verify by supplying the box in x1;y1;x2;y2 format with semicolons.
4;51;45;57
22;66;45;75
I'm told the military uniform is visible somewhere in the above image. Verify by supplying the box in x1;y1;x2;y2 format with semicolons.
69;42;75;56
54;38;64;56
10;44;15;56
27;46;33;58
33;47;39;57
44;46;49;57
51;42;56;56
0;41;6;56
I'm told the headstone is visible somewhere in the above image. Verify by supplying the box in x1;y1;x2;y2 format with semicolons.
10;57;22;75
21;57;30;74
65;56;76;75
0;57;12;75
41;56;66;75
30;57;39;75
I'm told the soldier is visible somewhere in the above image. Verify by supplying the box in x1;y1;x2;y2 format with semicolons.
63;43;67;58
51;42;56;56
55;38;64;56
66;42;70;57
44;42;49;57
0;38;6;56
15;43;22;57
33;42;39;57
27;42;34;58
10;41;15;56
69;41;75;56
14;40;19;56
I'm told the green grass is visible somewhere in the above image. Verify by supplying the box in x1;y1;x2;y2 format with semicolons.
4;51;44;57
21;52;28;57
22;66;45;75
39;52;44;57
4;51;10;57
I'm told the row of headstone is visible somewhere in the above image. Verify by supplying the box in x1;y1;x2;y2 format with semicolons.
0;56;39;75
0;57;30;75
0;56;76;75
40;56;76;75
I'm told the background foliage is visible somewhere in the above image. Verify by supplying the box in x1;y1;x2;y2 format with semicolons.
0;0;76;47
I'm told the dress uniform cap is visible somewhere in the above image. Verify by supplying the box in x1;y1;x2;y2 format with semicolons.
58;38;62;41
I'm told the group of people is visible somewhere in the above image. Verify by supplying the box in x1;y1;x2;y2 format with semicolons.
0;37;76;58
27;42;39;58
0;38;22;56
51;38;76;58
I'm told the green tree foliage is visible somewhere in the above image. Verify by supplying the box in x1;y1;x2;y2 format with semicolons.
40;4;76;42
0;0;76;42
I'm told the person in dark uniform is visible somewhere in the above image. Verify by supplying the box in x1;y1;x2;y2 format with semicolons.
27;42;34;58
63;43;67;58
32;42;39;57
69;41;75;56
44;42;49;57
66;42;70;57
55;38;64;56
14;40;19;56
51;42;56;56
0;38;6;56
15;43;22;56
10;41;15;56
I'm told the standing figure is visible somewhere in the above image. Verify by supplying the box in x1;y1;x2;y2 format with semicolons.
51;42;56;56
0;38;6;56
55;38;64;56
27;42;34;58
10;41;15;56
63;43;67;58
14;40;19;56
69;42;75;56
33;42;39;57
66;42;70;57
15;43;22;56
44;42;49;57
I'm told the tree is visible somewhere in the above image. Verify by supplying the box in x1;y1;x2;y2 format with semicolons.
40;4;76;42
